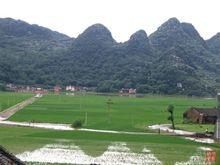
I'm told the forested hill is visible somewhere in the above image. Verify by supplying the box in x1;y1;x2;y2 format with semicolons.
0;17;220;96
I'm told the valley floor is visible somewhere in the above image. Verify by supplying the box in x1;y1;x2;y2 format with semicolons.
0;92;219;164
8;93;216;133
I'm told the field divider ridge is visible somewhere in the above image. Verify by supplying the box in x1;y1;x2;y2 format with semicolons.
0;95;39;121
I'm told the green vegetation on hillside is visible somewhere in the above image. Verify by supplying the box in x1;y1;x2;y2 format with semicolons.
0;18;220;96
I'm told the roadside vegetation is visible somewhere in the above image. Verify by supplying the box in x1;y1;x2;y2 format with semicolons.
71;119;83;128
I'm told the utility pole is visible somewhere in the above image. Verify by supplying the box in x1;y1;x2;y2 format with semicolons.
131;113;134;127
59;94;61;102
217;93;220;109
214;93;220;140
85;112;87;126
80;92;82;111
106;99;113;124
79;91;87;126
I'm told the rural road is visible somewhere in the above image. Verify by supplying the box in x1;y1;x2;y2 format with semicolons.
0;121;214;143
0;120;156;135
0;95;38;121
148;124;195;136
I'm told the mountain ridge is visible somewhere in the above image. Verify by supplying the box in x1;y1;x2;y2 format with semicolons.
0;17;219;96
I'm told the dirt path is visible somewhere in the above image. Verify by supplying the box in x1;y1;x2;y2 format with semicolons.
0;121;214;143
0;95;38;121
148;124;214;143
148;124;195;136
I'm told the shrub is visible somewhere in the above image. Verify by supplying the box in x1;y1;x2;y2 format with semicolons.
71;120;83;128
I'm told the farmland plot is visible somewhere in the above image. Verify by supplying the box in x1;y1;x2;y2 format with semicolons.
9;94;216;132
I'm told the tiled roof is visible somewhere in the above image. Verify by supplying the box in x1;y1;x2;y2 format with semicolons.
190;107;219;117
0;145;25;165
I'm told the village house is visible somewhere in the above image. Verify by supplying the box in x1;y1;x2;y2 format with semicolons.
34;87;47;94
183;107;218;124
6;83;16;91
65;86;81;92
129;88;136;94
66;85;76;92
6;84;48;94
65;86;90;92
119;88;137;95
177;82;183;88
54;85;62;93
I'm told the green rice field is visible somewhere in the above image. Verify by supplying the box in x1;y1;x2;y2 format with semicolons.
9;93;217;132
0;125;220;165
1;92;220;164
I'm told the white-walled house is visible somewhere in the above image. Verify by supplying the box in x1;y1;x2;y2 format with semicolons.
66;86;76;92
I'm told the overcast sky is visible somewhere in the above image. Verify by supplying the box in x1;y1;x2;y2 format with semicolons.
0;0;219;42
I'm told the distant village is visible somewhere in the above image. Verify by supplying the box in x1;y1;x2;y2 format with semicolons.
4;82;185;95
5;84;137;95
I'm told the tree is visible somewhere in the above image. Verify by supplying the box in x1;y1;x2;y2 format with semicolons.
166;105;175;129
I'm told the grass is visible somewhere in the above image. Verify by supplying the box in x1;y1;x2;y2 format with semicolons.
176;123;215;132
1;93;220;164
9;93;217;132
0;125;219;165
0;92;33;112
